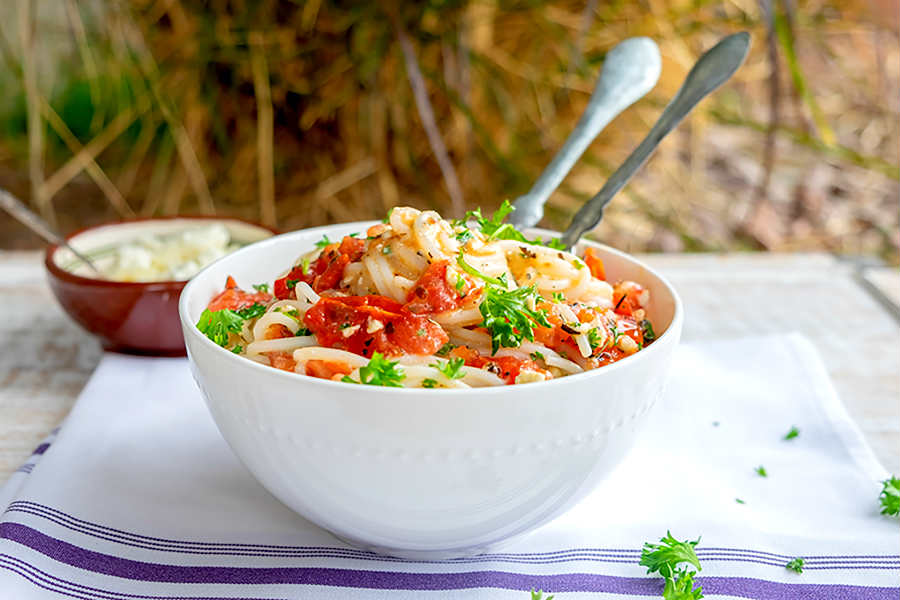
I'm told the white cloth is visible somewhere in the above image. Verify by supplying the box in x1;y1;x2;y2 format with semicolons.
0;333;896;599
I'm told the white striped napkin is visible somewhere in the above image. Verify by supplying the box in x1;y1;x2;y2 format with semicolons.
0;333;897;599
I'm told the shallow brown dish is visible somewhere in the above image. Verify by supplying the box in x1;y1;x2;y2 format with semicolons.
45;216;275;356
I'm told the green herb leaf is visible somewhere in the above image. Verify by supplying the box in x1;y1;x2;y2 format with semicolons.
879;476;900;516
529;351;545;362
342;352;405;387
456;253;505;286
455;200;567;250
530;590;554;600
285;279;300;290
587;328;605;350
231;345;243;354
640;531;702;577
295;327;312;337
315;235;332;249
783;426;800;441
382;207;394;224
785;557;804;573
455;229;473;244
430;357;465;380
196;308;244;347
735;498;746;504
551;292;565;303
252;283;269;293
300;257;310;275
641;319;656;343
422;378;438;389
755;465;768;477
662;567;704;600
382;245;392;255
436;342;456;357
236;303;266;319
480;284;550;354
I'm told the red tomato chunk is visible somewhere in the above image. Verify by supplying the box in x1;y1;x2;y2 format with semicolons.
303;295;448;358
207;276;272;311
274;236;366;299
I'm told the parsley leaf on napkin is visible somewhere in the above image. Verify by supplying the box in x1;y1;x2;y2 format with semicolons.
785;557;804;573
879;476;900;517
640;531;704;600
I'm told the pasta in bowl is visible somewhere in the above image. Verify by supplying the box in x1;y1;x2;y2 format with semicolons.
179;205;682;558
194;204;658;388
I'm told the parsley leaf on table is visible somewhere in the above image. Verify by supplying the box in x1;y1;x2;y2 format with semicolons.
341;352;405;387
785;557;804;573
755;465;768;477
783;426;800;440
196;308;244;347
879;476;900;516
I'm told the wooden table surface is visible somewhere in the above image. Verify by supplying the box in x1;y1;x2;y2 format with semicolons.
1;250;898;483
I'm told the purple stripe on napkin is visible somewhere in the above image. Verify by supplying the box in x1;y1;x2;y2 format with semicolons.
0;554;276;600
2;523;898;599
7;502;899;569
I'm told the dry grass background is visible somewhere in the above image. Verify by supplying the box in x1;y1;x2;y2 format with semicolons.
0;1;897;263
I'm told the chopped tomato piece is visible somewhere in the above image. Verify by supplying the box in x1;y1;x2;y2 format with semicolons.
450;345;548;385
583;247;606;280
612;281;646;316
207;277;272;311
273;235;366;299
303;295;448;357
264;323;294;340
404;260;472;314
266;351;296;371
304;359;353;380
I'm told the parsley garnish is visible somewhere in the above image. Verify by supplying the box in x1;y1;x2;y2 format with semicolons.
295;327;312;337
551;292;565;303
196;308;244;347
755;465;768;477
341;352;405;387
236;303;266;319
455;200;567;250
879;476;900;516
530;591;554;600
382;245;392;255
231;345;243;354
456;252;550;353
530;351;545;362
455;229;473;244
382;207;394;224
422;378;438;389
735;498;746;504
435;342;456;357
573;259;585;270
315;235;332;249
285;279;300;290
252;283;269;293
587;328;605;350
300;257;310;275
430;357;465;380
783;426;800;441
640;532;704;600
480;284;550;354
785;557;804;573
641;319;656;343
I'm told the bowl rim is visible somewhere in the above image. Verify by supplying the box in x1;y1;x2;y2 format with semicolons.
45;215;279;289
180;221;684;395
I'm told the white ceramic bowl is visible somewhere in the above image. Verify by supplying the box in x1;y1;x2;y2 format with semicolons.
179;222;683;559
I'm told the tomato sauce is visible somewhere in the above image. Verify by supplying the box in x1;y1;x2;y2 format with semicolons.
207;276;272;311
303;295;448;358
274;236;365;299
404;260;473;314
449;345;548;385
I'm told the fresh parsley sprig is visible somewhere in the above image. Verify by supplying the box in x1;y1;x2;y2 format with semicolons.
430;357;465;380
196;308;244;347
455;199;565;249
785;557;804;573
342;353;406;387
640;531;704;600
879;476;899;517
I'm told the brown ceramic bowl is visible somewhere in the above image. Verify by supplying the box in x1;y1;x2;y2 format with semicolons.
45;217;275;356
